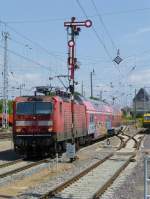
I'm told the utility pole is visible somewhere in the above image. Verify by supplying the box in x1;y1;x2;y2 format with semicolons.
64;17;92;161
81;81;84;96
19;85;22;96
134;88;137;124
90;69;94;98
90;72;93;98
99;90;103;101
2;32;9;128
19;84;25;96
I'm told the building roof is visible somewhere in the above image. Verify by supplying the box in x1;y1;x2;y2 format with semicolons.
133;88;150;102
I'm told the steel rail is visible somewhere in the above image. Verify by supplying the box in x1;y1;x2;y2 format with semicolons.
40;128;144;199
0;132;12;139
115;134;125;150
0;158;23;169
133;134;145;150
39;153;113;199
93;155;134;199
93;131;145;199
0;158;50;179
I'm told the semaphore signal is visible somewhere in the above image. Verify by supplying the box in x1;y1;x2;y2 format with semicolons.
64;17;92;161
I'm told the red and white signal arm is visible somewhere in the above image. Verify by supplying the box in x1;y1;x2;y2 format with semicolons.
85;20;92;28
68;40;75;47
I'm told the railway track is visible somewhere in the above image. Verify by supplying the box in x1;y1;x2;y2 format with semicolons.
40;128;145;199
0;126;128;180
0;158;23;169
0;132;12;139
0;158;50;179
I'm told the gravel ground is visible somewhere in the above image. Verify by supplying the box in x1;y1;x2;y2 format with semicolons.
0;126;142;199
0;139;13;152
0;160;56;187
0;134;121;199
0;147;20;166
52;154;133;199
0;138;20;165
17;152;112;199
100;133;148;199
0;160;35;176
17;128;141;199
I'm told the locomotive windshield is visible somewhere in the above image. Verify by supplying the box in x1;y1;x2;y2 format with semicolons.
144;116;150;120
16;102;53;115
35;102;53;114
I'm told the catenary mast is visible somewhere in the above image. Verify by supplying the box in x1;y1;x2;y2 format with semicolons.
2;32;9;128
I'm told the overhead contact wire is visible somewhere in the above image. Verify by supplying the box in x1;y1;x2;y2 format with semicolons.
75;0;121;74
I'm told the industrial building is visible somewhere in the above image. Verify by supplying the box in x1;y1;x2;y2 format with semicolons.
133;88;150;116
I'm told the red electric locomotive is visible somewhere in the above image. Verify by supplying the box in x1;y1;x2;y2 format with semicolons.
13;88;122;157
13;92;87;157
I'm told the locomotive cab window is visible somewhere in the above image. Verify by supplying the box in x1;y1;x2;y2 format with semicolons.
16;102;53;115
144;116;150;120
16;102;34;115
35;102;53;114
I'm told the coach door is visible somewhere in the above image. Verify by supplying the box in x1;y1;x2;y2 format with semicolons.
88;113;96;134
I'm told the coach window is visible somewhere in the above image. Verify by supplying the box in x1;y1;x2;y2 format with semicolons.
90;114;94;123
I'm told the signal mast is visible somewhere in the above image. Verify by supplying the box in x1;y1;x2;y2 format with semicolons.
64;17;92;161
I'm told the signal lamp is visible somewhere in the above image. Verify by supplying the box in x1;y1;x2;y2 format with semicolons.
68;40;75;47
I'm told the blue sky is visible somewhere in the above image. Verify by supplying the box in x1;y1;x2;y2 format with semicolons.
0;0;150;106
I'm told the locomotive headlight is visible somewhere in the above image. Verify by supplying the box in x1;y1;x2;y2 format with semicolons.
16;128;21;133
48;127;52;132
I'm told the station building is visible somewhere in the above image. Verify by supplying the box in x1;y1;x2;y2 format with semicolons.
133;88;150;116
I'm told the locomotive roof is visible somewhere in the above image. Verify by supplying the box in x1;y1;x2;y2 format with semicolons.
14;94;121;114
144;113;150;116
14;94;84;104
15;95;52;102
79;96;121;114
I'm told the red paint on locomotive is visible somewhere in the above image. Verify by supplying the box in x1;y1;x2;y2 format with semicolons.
12;94;122;157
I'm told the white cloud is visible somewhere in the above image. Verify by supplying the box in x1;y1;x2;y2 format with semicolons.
136;27;150;35
126;26;150;39
9;73;48;87
129;69;150;86
8;72;49;97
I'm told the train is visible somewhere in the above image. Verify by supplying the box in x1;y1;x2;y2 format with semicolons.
12;90;122;157
0;114;13;127
142;113;150;128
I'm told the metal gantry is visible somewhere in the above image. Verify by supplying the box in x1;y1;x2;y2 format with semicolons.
2;32;9;128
